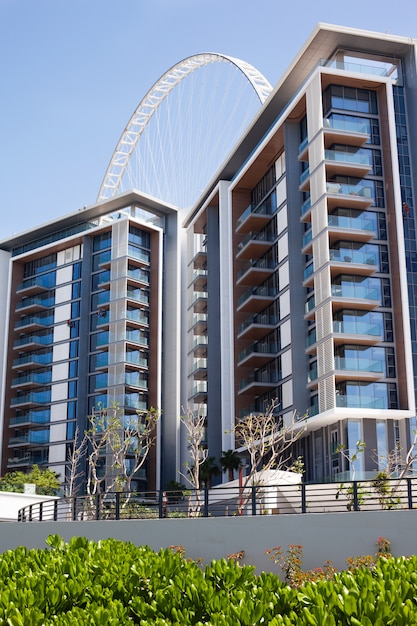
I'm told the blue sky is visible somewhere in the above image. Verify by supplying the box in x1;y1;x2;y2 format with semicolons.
0;0;415;238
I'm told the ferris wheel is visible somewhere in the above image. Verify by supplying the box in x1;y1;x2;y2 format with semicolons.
97;53;272;210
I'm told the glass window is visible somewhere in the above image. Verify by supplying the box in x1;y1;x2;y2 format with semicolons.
347;419;364;477
129;226;150;248
93;231;112;252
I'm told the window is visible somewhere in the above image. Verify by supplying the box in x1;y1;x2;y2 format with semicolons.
93;231;112;252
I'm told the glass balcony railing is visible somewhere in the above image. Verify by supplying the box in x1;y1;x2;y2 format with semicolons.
334;356;384;374
236;192;277;229
125;372;148;389
322;58;389;77
15;315;54;329
328;214;376;232
8;452;48;466
128;246;150;264
298;136;308;154
17;274;56;292
302;230;312;248
14;334;53;348
305;298;315;313
301;197;311;215
127;269;150;284
306;331;317;347
304;263;314;280
126;290;149;305
13;352;53;367
237;230;277;255
238;285;277;309
237;257;277;280
124;396;148;410
11;391;51;405
238;313;278;336
299;167;310;186
191;382;207;397
126;310;149;325
239;371;281;391
323;117;369;135
192;313;207;326
333;320;382;336
308;367;318;383
125;331;149;346
324;150;372;167
331;284;380;301
329;249;377;266
238;342;279;363
16;296;55;310
336;394;387;409
326;182;373;198
9;410;50;426
126;353;148;368
9;431;50;446
190;359;207;374
12;371;52;387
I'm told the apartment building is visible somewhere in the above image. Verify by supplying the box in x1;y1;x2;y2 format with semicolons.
185;25;417;482
0;24;416;488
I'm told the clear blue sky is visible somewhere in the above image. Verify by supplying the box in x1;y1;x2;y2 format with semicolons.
0;0;415;238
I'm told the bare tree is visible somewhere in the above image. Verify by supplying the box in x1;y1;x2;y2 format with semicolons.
66;426;87;497
180;405;208;515
233;400;306;513
84;404;160;505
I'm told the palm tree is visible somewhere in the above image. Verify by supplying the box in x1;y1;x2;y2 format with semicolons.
220;449;242;482
199;456;221;488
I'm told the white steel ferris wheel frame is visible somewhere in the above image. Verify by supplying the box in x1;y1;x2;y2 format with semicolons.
97;53;273;202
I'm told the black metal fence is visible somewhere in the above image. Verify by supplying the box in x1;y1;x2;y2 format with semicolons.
17;476;417;522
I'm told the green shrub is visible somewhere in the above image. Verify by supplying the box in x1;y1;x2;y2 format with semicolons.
0;535;416;624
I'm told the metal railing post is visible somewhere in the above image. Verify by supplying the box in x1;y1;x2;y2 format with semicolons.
353;481;359;511
72;497;77;521
158;490;163;518
54;499;58;521
39;502;43;522
204;487;209;517
407;478;413;509
252;486;257;515
95;494;100;520
301;483;307;513
115;492;120;520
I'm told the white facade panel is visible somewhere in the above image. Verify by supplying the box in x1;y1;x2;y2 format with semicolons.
51;383;68;403
55;284;72;305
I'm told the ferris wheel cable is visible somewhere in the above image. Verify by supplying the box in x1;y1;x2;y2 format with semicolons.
98;53;272;203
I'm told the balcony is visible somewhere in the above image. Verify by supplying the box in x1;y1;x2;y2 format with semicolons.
125;372;148;390
326;182;373;209
11;371;52;389
333;320;382;345
125;330;149;347
189;269;208;291
301;229;313;253
191;313;207;335
126;290;149;306
124;395;148;411
298;136;309;161
16;276;55;296
15;314;54;332
336;394;387;410
237;285;277;313
127;268;150;287
13;334;53;351
237;342;279;367
328;214;376;243
11;390;51;407
237;257;277;286
16;295;54;312
299;167;310;191
189;335;208;358
126;309;149;327
12;352;53;370
189;359;207;380
190;291;208;314
236;193;277;234
237;313;278;340
323;117;369;146
190;249;207;270
189;382;207;403
127;246;150;266
7;452;48;468
236;230;276;260
300;197;311;220
331;284;380;310
125;353;148;369
238;371;281;395
333;356;384;381
9;410;50;427
324;149;372;178
9;430;50;447
329;249;377;276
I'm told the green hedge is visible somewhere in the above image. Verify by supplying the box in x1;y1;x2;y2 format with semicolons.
0;535;416;624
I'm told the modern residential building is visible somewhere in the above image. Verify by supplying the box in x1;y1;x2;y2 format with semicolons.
0;23;416;488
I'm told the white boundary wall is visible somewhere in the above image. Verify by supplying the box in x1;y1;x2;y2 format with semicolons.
1;510;417;573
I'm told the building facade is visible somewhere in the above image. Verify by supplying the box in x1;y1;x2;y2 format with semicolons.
0;24;417;488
